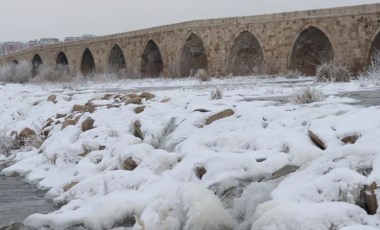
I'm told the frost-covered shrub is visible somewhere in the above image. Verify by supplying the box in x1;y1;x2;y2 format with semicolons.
316;63;350;82
32;65;71;82
0;61;32;83
292;86;324;104
0;133;18;157
194;69;209;81
359;50;380;82
210;88;223;100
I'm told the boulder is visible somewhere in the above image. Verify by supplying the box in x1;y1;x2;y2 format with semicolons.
140;92;155;100
160;98;171;103
61;119;76;130
133;120;144;140
194;165;207;179
56;113;66;119
72;104;88;113
341;133;360;144
365;182;378;215
125;96;142;105
99;145;106;150
205;109;234;125
123;157;138;171
267;164;300;180
47;94;57;103
134;106;145;114
17;128;37;146
86;101;96;113
63;181;79;192
81;117;95;132
308;130;327;150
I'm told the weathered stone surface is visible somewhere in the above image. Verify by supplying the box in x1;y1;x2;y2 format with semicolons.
134;106;145;114
17;128;37;146
341;133;360;144
160;98;171;103
56;113;66;119
365;182;378;215
267;164;300;180
125;97;142;105
72;104;87;113
81;117;95;132
133;120;144;140
140;92;155;100
61;119;76;130
47;94;57;103
123;157;138;171
63;181;79;192
308;130;327;150
205;109;234;125
193;108;210;113
194;165;207;179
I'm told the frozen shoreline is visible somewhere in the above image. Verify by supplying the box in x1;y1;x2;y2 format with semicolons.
1;76;380;229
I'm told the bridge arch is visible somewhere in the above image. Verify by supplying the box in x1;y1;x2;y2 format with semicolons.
107;44;127;75
32;54;43;76
179;32;208;77
288;25;334;76
80;48;96;76
55;51;69;73
367;27;380;66
227;30;265;76
140;39;163;77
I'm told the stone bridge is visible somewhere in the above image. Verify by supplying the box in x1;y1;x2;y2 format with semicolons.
1;3;380;77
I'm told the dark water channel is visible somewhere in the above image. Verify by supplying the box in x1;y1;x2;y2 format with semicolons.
0;164;56;228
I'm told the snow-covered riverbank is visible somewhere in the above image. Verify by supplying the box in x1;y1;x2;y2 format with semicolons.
1;76;379;229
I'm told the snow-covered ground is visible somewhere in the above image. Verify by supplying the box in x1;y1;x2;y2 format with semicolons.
0;76;380;230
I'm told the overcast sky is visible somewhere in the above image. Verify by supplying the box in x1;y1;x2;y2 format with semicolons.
0;0;378;42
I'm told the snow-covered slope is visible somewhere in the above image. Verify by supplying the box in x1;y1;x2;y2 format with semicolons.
0;76;379;229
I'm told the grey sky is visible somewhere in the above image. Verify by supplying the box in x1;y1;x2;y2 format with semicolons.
0;0;378;42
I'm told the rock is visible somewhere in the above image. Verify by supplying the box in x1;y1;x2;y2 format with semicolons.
81;117;95;132
42;118;54;129
267;165;300;180
341;133;360;144
193;108;210;113
364;182;378;215
72;104;87;113
56;113;66;119
63;181;79;192
134;106;145;114
160;98;171;103
0;222;24;230
123;157;138;171
99;145;106;150
79;151;89;157
10;172;20;177
101;94;115;100
125;96;142;105
17;128;37;146
205;109;234;125
47;94;57;103
194;165;207;179
308;130;327;150
140;92;155;100
61;119;76;130
86;101;96;113
133;120;144;140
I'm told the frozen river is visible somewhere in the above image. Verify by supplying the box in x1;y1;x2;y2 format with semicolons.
0;164;56;228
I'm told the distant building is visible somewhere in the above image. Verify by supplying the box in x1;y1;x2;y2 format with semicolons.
64;34;96;42
0;41;24;57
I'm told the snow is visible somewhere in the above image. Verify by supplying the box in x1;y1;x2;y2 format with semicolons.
0;76;380;229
